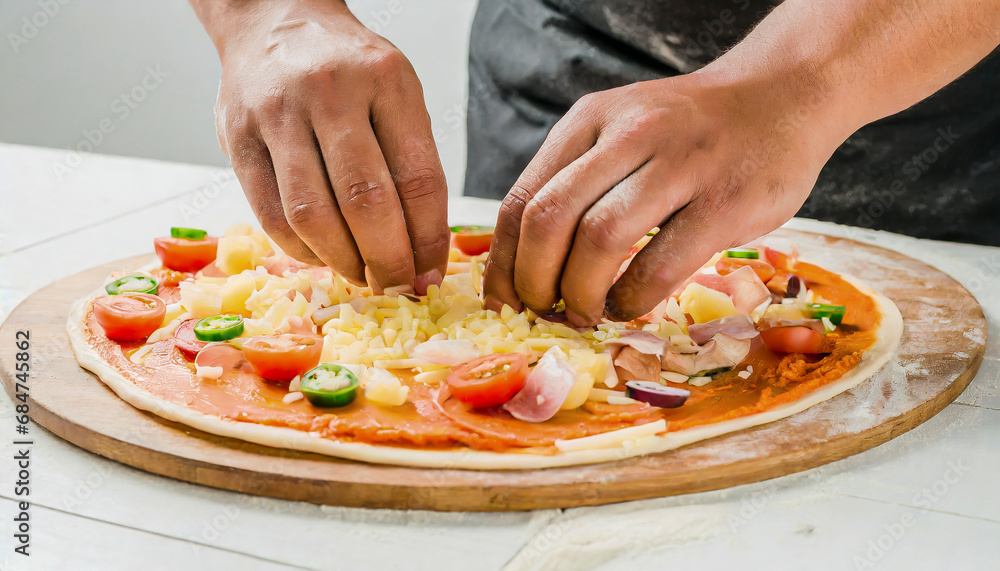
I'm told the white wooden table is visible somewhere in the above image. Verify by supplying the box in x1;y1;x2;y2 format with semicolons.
1;143;997;570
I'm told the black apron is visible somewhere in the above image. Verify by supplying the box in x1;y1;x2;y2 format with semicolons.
464;0;1000;246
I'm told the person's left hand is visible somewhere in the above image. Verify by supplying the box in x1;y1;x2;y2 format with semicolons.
482;71;850;325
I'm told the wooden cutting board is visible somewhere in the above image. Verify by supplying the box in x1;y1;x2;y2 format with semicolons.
0;230;987;511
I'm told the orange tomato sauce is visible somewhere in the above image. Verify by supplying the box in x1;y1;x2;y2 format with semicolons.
85;259;879;454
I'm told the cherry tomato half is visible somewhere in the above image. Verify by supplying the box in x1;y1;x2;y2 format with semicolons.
762;246;794;271
154;236;219;272
759;326;828;354
93;293;165;341
242;334;323;383
447;353;528;408
451;226;494;256
716;257;776;283
173;319;208;359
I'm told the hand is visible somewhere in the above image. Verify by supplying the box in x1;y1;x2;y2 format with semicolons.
202;0;448;294
483;71;849;325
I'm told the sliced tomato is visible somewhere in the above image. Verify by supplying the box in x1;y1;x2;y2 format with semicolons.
242;334;323;382
154;236;219;272
759;326;828;354
716;257;776;283
194;342;254;375
447;353;528;408
451;226;493;256
93;293;165;341
173;319;207;359
762;246;795;271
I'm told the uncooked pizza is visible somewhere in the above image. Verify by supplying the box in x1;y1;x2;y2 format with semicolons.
67;223;902;469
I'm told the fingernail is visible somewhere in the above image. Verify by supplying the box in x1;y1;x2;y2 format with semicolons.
604;298;628;322
384;284;416;297
414;268;442;296
540;311;569;324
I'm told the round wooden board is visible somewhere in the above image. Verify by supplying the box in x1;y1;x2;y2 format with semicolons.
0;230;987;511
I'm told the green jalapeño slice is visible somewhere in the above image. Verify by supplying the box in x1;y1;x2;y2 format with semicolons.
105;275;158;295
723;248;759;259
806;303;847;326
193;314;245;342
170;227;208;240
300;364;360;407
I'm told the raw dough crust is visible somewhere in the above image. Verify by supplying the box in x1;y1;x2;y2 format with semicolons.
67;276;903;470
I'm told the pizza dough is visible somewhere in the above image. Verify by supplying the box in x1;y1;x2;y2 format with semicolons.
67;273;902;470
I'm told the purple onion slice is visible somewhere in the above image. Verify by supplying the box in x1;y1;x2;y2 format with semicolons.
624;381;690;408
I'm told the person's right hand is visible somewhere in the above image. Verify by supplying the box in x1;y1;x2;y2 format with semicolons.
195;0;449;294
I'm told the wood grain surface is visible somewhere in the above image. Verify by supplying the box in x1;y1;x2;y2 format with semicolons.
0;230;987;512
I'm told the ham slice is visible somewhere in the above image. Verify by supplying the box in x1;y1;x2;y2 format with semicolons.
604;330;667;383
693;266;770;314
613;346;662;383
503;348;577;423
661;333;751;376
410;339;481;366
686;315;759;345
603;330;666;358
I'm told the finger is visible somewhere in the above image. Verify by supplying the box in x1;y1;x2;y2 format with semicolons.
513;141;652;313
226;133;323;267
606;197;732;321
313;111;416;292
482;108;600;312
259;118;366;284
370;58;450;295
561;164;694;325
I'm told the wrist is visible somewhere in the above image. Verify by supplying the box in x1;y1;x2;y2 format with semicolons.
689;54;863;166
191;0;354;63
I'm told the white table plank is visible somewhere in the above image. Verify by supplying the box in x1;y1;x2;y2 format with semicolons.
505;483;1000;571
0;498;298;571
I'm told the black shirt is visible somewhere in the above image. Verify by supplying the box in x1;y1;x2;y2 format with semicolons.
464;0;1000;246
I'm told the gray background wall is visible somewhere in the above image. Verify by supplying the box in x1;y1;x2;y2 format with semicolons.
0;0;478;194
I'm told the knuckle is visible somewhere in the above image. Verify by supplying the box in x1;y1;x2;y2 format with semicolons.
578;209;628;253
301;63;336;87
571;92;600;114
522;192;575;242
613;110;665;145
339;174;390;211
412;230;450;259
257;86;289;115
256;202;292;236
370;48;409;80
283;192;324;228
395;167;445;202
502;184;533;215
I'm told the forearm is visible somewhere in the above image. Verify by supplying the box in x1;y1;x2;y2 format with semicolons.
700;0;1000;141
